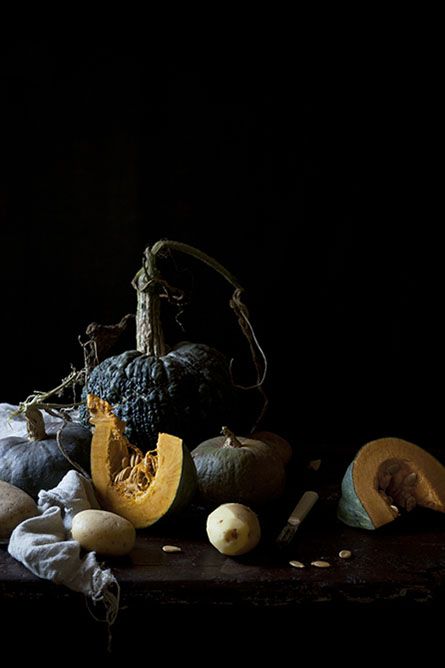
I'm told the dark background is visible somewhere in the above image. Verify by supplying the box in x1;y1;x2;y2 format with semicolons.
0;40;441;455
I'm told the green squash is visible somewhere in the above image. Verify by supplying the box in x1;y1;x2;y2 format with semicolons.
338;437;445;530
192;427;286;507
85;343;238;452
0;406;91;498
252;430;293;466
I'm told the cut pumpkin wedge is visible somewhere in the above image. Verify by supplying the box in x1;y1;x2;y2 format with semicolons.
88;394;197;528
338;437;445;530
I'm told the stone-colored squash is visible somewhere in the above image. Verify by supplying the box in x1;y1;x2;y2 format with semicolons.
192;427;286;507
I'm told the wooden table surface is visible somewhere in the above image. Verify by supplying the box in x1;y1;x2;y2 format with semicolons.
2;482;445;606
2;464;445;657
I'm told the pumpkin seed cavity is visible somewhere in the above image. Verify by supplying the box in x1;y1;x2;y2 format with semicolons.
113;445;158;497
377;459;418;515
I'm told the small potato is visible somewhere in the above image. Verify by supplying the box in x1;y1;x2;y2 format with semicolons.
0;480;38;539
206;503;261;556
72;509;136;556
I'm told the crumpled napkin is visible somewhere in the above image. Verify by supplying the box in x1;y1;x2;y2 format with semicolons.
8;470;119;620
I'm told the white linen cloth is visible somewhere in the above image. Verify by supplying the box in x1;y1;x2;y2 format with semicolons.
7;470;119;622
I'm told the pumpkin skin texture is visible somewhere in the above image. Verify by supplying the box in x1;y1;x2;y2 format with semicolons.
84;343;239;451
0;422;91;499
252;431;292;466
89;395;197;528
192;428;286;507
338;437;445;530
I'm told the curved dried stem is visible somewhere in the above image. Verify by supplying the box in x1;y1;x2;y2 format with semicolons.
55;420;90;479
151;240;243;290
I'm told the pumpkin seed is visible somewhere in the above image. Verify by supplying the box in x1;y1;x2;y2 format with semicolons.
338;549;352;559
289;560;305;569
115;466;132;483
311;560;331;568
130;453;141;467
137;470;149;489
144;453;158;477
390;504;400;515
404;472;417;486
121;456;129;469
162;545;182;553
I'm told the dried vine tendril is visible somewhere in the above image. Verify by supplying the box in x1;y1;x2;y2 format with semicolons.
10;369;89;475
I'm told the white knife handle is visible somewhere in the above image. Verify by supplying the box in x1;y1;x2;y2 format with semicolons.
288;491;319;527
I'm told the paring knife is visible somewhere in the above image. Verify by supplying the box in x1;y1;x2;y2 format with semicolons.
276;490;319;547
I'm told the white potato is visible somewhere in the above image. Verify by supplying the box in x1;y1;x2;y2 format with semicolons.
0;480;38;539
72;509;136;556
206;503;261;556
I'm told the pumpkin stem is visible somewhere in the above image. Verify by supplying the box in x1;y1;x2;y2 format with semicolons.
133;248;166;357
25;406;47;441
221;426;243;448
151;240;243;290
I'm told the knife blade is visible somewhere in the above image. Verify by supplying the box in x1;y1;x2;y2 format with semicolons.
275;490;319;547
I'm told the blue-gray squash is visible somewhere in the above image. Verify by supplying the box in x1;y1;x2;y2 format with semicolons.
338;437;445;530
192;427;287;507
0;406;91;498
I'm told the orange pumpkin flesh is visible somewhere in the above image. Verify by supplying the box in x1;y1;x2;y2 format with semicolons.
88;395;197;528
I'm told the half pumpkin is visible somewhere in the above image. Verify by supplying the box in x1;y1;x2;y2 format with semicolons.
338;437;445;530
88;395;197;528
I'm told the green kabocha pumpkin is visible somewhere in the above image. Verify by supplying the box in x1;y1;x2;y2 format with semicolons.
192;427;287;507
252;431;293;466
88;395;197;527
338;437;445;530
83;240;266;451
0;406;91;498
